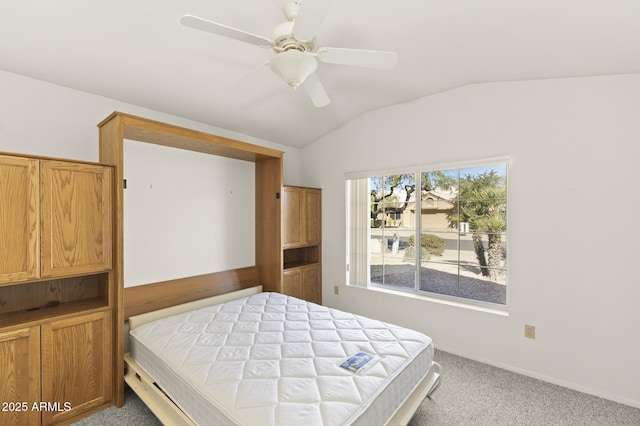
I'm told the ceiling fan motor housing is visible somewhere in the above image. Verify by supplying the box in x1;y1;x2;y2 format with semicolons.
271;19;315;52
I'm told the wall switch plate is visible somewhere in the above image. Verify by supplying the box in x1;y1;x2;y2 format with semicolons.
334;286;339;295
524;324;536;339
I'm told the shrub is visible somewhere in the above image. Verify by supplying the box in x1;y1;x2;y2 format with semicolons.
407;233;445;256
403;245;424;262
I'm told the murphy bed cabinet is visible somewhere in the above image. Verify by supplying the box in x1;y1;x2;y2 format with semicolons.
0;153;114;425
282;185;322;304
98;112;284;407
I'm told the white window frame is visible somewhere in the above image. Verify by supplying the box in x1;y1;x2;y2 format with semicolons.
345;157;510;310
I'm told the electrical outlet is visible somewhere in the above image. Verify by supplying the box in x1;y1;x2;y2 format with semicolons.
524;324;536;339
334;286;339;295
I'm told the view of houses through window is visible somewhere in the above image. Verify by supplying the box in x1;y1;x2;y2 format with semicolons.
347;162;508;306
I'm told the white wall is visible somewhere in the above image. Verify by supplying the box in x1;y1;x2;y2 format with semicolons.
302;74;640;407
123;141;255;287
3;67;638;407
0;69;302;284
0;69;302;182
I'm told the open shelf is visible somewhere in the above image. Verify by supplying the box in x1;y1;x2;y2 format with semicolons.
0;298;109;329
0;273;110;328
284;246;319;270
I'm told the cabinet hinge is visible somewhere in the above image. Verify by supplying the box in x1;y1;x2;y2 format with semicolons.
123;179;127;189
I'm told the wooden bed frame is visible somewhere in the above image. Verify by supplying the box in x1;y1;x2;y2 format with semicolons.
124;273;442;426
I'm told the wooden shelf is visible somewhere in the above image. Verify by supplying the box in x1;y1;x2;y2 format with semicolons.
0;274;109;313
284;245;319;267
284;260;320;270
0;298;109;329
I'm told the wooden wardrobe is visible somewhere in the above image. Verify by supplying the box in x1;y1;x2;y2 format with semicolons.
0;153;114;425
282;185;322;304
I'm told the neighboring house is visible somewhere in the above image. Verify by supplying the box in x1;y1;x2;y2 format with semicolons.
406;191;456;231
378;189;457;231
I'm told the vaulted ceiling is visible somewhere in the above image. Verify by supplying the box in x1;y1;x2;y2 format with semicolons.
1;0;638;148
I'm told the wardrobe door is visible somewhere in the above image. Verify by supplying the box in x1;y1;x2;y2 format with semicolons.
0;155;39;284
282;268;303;299
301;264;321;305
302;188;321;245
282;186;303;248
0;326;41;426
41;310;112;425
40;161;112;278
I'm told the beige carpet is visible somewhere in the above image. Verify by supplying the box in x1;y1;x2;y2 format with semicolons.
75;350;640;425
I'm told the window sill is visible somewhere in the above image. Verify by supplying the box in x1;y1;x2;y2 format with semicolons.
348;284;509;317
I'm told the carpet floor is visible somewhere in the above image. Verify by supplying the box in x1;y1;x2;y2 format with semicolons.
74;350;640;425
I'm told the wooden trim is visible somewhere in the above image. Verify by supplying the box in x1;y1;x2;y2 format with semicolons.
0;151;108;166
255;157;283;293
124;266;260;320
98;112;283;162
98;112;126;407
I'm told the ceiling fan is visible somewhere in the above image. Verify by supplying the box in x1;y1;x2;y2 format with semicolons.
180;1;398;107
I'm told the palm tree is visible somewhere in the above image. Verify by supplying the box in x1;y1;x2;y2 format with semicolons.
453;171;507;280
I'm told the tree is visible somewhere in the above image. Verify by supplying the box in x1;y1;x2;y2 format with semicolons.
370;172;455;227
452;170;507;280
370;175;412;227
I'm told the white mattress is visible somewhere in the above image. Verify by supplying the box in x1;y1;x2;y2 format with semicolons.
129;292;434;426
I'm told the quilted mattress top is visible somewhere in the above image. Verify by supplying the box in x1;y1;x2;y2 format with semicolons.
130;292;432;425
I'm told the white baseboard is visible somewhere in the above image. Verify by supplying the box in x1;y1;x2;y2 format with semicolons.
436;346;640;410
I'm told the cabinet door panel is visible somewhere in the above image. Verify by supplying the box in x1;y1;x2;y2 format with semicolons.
0;326;40;426
282;186;303;248
303;189;321;245
302;265;321;305
40;161;112;278
41;310;112;425
0;155;39;284
282;269;302;299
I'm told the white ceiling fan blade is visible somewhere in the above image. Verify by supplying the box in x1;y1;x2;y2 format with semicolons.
181;15;274;48
317;47;398;69
292;0;335;42
303;73;330;107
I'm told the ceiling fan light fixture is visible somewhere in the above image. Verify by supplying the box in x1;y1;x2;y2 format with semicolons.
269;50;317;88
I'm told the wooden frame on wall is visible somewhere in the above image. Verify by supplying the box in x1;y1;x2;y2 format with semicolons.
98;112;284;407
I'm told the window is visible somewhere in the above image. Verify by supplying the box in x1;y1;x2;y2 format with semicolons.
346;161;508;306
